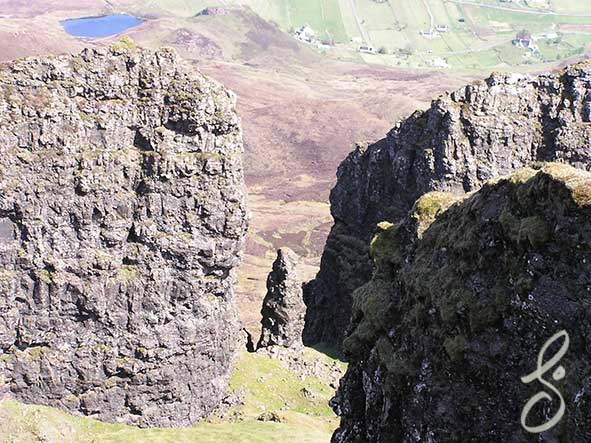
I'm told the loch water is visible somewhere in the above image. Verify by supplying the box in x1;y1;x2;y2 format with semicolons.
61;14;143;38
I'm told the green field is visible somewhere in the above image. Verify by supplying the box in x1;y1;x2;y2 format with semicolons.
132;0;591;69
225;0;591;70
0;349;344;443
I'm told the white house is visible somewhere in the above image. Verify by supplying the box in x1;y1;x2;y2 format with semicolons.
430;58;449;68
358;45;376;54
295;25;315;44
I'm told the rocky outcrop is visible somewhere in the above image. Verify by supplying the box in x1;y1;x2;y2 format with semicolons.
304;64;591;351
0;42;248;427
196;7;231;16
257;248;305;349
332;164;591;442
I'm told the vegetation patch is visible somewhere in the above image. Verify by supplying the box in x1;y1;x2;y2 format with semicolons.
0;348;342;443
110;37;138;54
411;192;459;237
443;335;468;362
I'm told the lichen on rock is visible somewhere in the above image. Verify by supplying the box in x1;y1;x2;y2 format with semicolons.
0;43;248;428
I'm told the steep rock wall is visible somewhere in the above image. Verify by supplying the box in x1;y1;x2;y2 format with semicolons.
0;43;248;427
304;64;591;350
333;164;591;442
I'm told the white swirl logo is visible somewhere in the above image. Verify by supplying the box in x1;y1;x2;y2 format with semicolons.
520;330;570;433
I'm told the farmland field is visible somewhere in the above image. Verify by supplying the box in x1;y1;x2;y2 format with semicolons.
226;0;591;69
120;0;591;70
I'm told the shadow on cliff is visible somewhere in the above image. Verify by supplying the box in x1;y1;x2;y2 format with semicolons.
308;342;345;362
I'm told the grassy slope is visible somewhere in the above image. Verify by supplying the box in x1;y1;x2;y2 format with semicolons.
116;0;591;69
242;0;348;42
0;349;345;443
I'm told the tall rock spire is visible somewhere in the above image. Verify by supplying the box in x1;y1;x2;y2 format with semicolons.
258;248;305;349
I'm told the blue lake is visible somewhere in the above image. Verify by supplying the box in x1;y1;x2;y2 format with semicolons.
62;14;144;38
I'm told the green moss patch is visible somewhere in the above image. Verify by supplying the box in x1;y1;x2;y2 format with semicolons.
110;37;138;54
443;335;468;363
411;191;459;237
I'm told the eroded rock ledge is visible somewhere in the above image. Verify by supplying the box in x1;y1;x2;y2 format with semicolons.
0;42;248;427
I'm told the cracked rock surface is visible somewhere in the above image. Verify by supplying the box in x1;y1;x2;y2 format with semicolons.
304;63;591;352
0;43;248;427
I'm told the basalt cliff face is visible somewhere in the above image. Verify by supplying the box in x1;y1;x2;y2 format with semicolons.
332;164;591;442
303;64;591;351
0;43;248;427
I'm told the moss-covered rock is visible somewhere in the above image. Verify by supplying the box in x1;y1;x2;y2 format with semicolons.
305;63;591;356
333;164;591;442
411;191;459;238
110;37;138;54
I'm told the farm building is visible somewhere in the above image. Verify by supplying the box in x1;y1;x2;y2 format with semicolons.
429;58;449;68
419;29;436;39
513;29;533;48
358;45;376;54
294;25;316;43
196;7;230;16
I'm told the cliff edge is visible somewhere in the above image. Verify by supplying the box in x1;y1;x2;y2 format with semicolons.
333;164;591;442
0;42;248;427
304;64;591;351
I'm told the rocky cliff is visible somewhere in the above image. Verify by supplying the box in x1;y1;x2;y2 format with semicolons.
332;164;591;442
0;42;248;427
303;64;591;350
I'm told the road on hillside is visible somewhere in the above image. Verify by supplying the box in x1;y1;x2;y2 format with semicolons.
349;0;372;46
422;0;435;32
450;0;591;17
